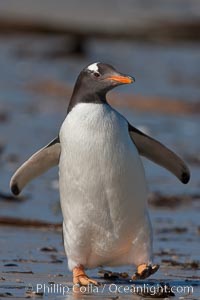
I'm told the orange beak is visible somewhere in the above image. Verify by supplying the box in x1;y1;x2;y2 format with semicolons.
107;75;135;84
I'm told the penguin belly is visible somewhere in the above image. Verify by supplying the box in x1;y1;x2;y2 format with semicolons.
59;103;152;270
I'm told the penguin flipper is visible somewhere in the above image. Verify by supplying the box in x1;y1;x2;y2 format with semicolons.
128;123;190;184
10;137;61;195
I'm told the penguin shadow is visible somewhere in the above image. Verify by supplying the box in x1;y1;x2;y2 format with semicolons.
98;268;130;283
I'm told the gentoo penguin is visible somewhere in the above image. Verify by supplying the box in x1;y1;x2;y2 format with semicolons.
10;62;190;285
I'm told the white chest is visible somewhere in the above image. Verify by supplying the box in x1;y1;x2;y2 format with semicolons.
59;102;147;217
59;103;141;186
61;103;129;150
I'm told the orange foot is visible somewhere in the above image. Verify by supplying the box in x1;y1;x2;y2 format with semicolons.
132;263;159;280
73;265;99;286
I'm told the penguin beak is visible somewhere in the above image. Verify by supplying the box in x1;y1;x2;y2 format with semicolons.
106;73;135;84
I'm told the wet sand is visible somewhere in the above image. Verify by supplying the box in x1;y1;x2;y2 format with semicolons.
1;199;200;299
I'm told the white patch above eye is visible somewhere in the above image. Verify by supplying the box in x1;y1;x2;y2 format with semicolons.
87;62;100;72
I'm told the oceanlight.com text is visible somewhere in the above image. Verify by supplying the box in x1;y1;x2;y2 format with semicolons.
29;282;194;296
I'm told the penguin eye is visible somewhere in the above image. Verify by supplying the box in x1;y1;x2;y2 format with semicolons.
93;72;100;78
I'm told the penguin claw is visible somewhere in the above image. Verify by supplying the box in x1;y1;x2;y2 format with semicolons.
73;265;99;286
132;263;159;280
74;275;99;286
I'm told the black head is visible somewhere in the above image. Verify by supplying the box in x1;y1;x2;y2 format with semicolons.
68;62;135;112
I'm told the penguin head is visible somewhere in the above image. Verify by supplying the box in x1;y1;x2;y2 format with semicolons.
82;62;135;93
68;62;135;112
74;62;135;95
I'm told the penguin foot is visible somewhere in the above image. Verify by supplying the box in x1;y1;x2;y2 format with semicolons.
73;265;99;286
132;263;159;280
